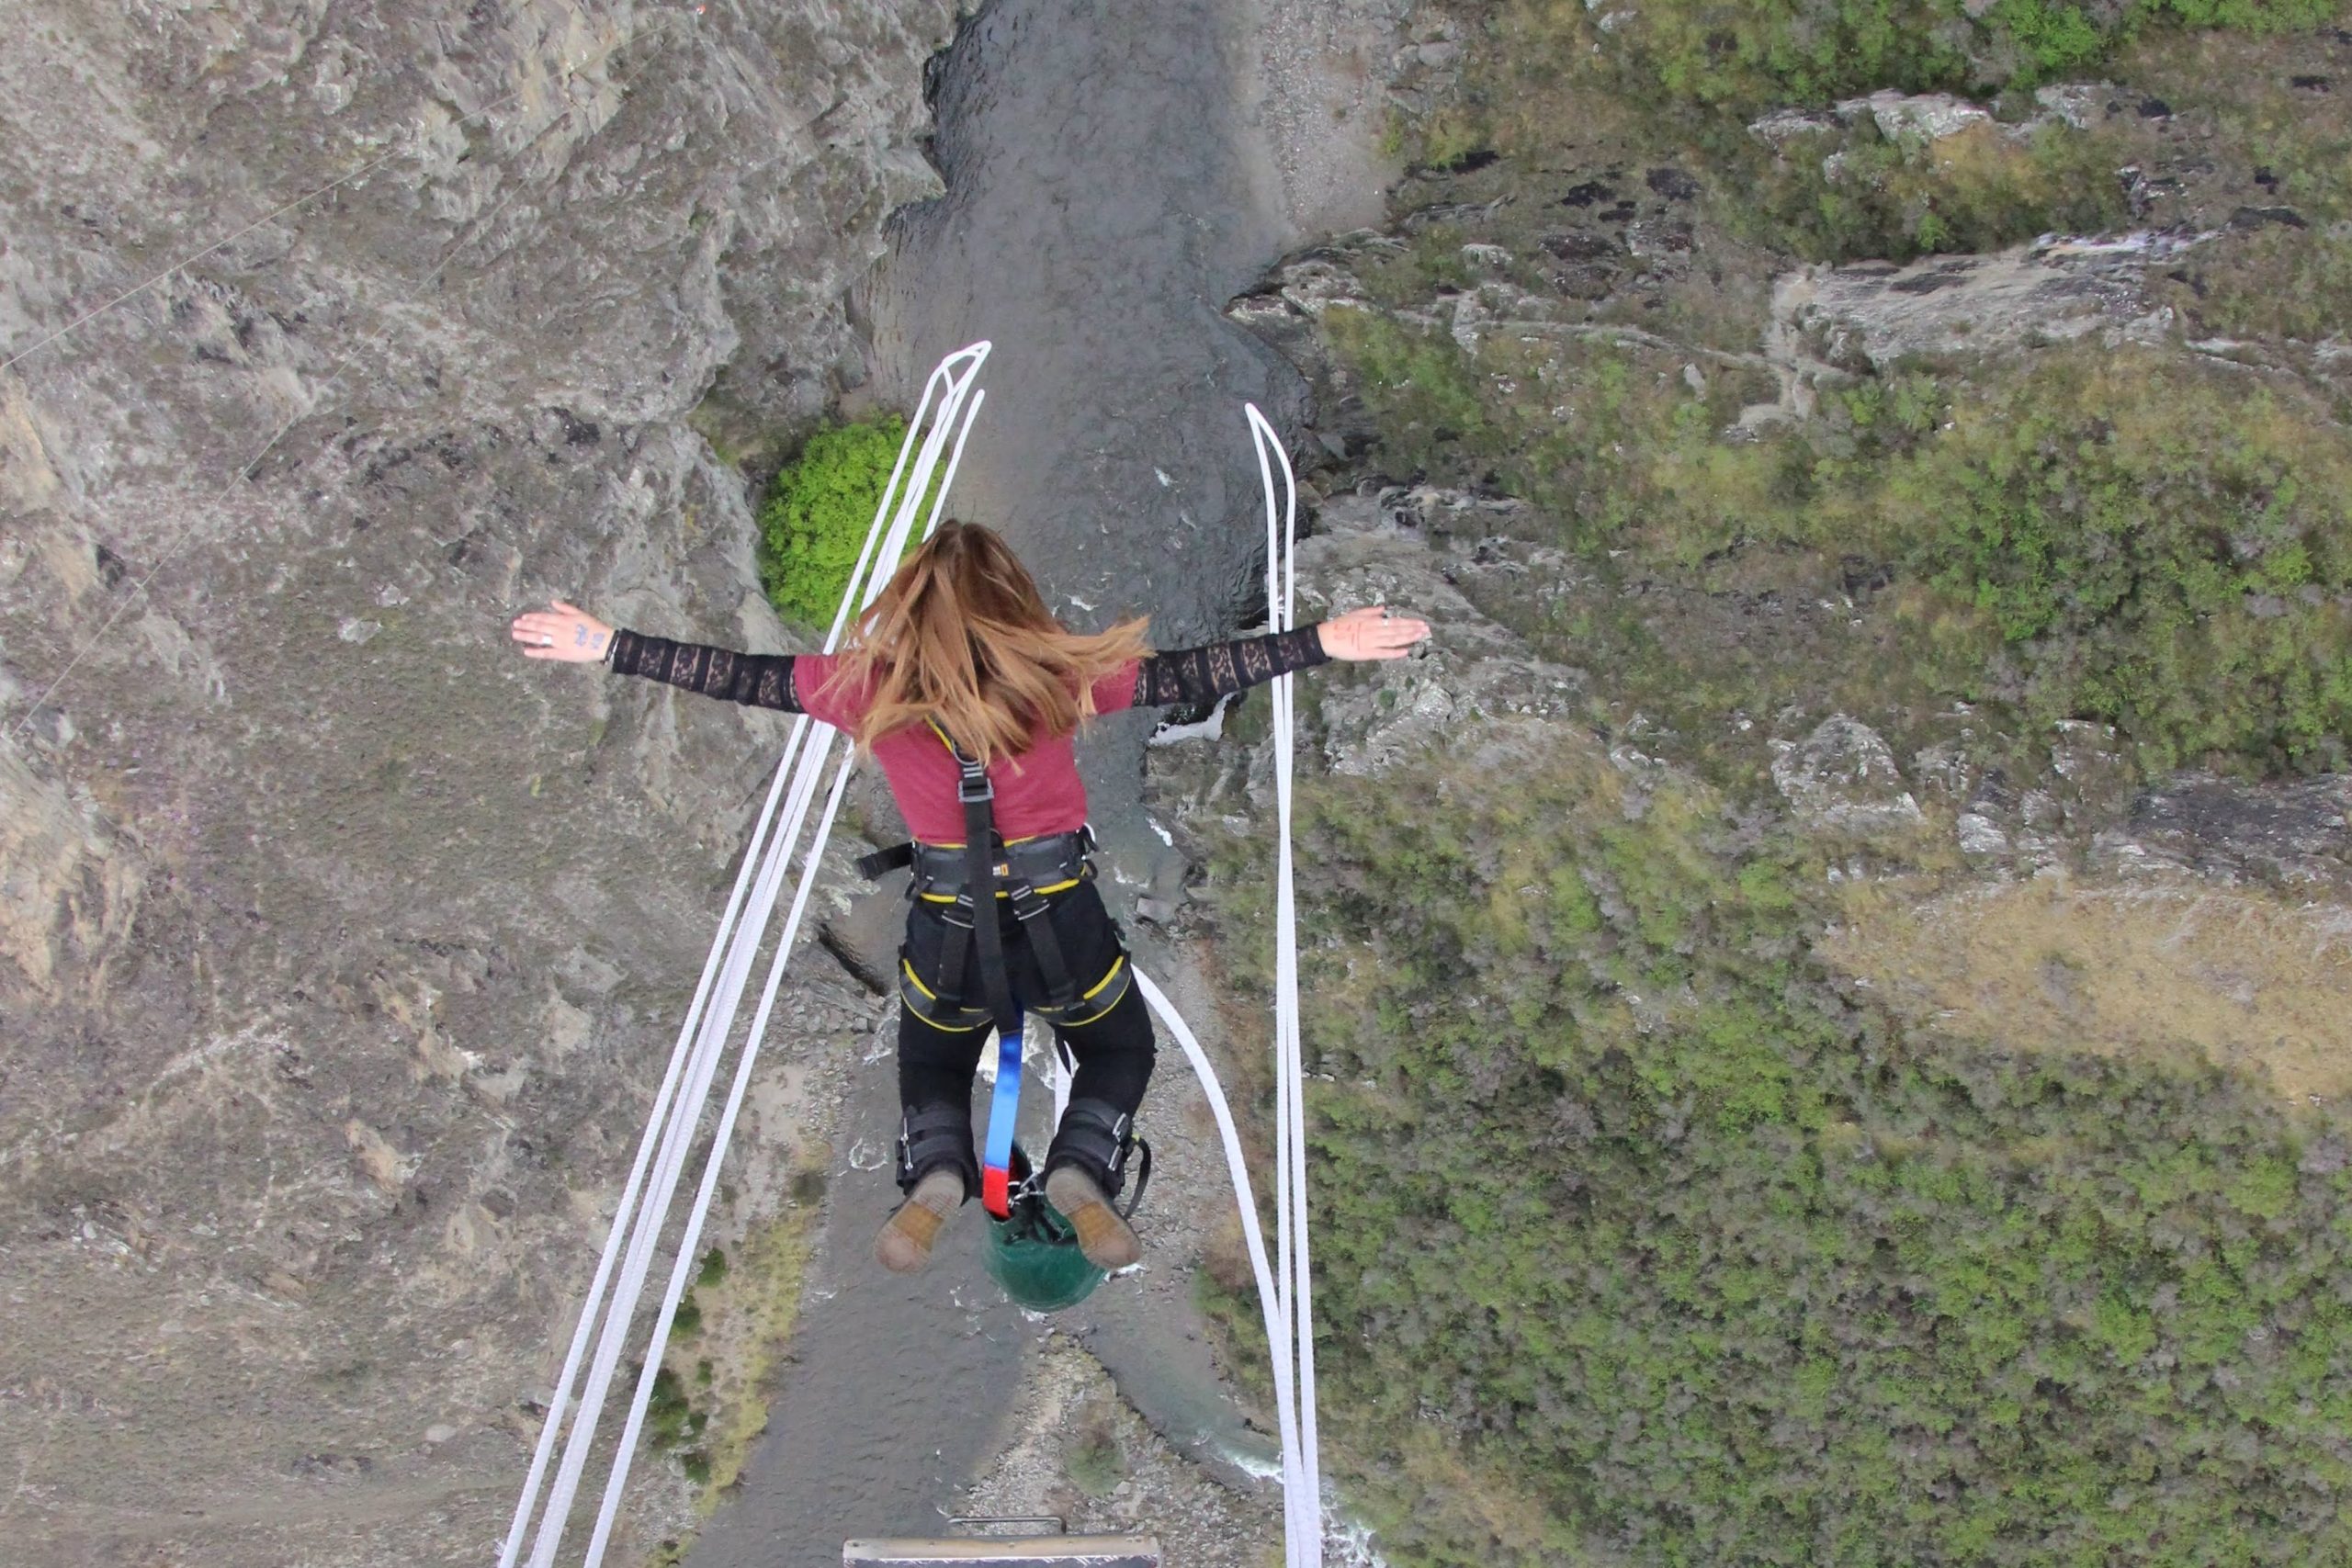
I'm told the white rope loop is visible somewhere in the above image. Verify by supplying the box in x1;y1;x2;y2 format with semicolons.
503;344;989;1568
577;367;989;1567
1246;404;1323;1568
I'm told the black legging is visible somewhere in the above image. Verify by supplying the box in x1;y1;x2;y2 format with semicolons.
898;982;1157;1122
896;878;1156;1190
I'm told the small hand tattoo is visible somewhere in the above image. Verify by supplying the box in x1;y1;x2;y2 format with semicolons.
594;632;607;651
574;625;588;647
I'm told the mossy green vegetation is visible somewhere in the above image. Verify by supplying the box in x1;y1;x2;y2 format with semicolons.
1325;307;2352;775
2156;226;2352;344
643;1361;710;1477
1459;0;2335;132
757;416;924;631
1206;732;2352;1566
1748;118;2132;264
1413;0;2340;262
1063;1401;1127;1498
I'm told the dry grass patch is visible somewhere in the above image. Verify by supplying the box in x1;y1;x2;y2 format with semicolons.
657;1152;824;1525
695;1208;818;1499
1827;877;2352;1101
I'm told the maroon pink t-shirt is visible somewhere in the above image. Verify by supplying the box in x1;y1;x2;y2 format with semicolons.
793;654;1141;844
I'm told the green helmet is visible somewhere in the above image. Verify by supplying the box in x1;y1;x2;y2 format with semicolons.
982;1144;1107;1313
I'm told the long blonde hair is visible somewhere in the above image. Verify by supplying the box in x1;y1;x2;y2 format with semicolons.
826;520;1148;763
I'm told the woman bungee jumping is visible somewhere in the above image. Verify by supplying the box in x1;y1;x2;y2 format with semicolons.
510;520;1428;1276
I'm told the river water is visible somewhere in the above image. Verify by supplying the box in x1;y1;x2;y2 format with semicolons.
865;0;1302;651
683;2;1385;1562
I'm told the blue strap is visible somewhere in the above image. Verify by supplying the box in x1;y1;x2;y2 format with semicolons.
980;1010;1023;1217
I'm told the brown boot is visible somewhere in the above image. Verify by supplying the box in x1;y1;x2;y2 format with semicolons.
1044;1165;1142;1271
874;1168;967;1274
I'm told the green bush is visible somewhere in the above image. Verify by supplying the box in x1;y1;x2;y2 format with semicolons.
2139;0;2338;31
1437;0;2339;180
1064;1411;1126;1497
1212;737;2352;1567
1618;0;1966;115
758;416;919;631
645;1364;695;1447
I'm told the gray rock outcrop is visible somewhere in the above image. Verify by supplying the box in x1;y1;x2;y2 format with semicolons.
1280;490;1586;781
1771;715;1927;831
1774;231;2197;374
2098;772;2352;890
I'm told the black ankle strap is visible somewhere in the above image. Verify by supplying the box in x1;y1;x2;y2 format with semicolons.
1045;1098;1135;1198
896;1104;978;1200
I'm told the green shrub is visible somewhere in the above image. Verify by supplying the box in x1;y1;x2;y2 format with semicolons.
1063;1410;1125;1497
1322;308;1499;479
2140;0;2338;31
1617;0;1966;115
1592;0;2337;116
1883;353;2352;769
1990;0;2113;74
1441;0;2340;174
645;1364;695;1447
757;416;920;631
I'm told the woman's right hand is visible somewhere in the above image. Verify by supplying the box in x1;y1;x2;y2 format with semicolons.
1317;605;1430;661
510;599;616;663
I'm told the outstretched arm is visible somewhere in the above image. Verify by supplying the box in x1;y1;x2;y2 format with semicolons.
507;600;805;712
1133;606;1430;707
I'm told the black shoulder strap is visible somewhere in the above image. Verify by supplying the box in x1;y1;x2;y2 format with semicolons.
933;720;1023;1039
924;718;1080;1021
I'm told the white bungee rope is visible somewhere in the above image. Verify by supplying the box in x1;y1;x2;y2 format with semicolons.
504;350;1329;1567
503;343;989;1568
1246;401;1324;1563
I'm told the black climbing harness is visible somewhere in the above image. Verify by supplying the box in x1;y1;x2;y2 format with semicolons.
865;719;1143;1233
860;723;1133;1034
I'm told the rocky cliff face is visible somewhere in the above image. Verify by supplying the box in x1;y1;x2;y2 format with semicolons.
0;4;951;1562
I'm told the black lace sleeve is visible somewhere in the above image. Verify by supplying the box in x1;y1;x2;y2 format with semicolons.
1133;626;1329;707
605;628;803;713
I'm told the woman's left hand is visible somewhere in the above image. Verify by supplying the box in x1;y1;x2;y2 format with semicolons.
1317;605;1430;661
510;599;615;662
